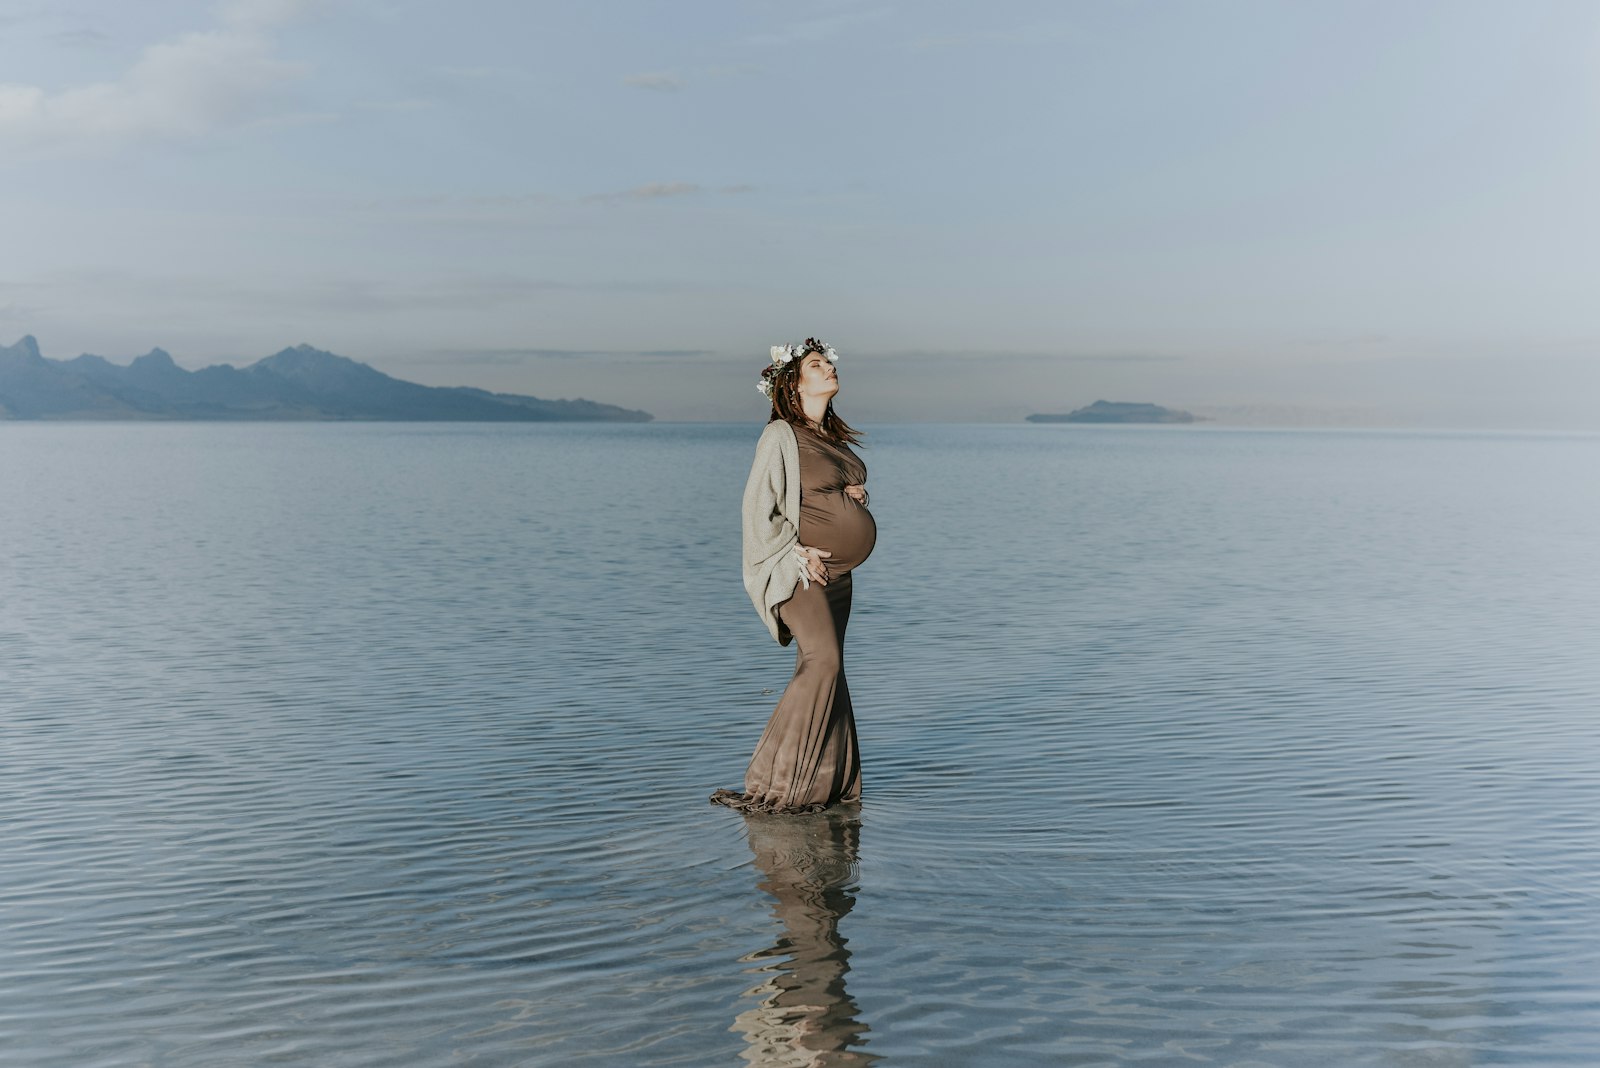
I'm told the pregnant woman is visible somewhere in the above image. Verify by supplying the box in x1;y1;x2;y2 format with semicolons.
712;337;876;814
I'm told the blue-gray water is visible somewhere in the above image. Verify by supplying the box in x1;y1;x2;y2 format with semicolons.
3;421;1598;1067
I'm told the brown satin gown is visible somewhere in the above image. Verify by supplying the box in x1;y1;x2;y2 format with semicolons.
712;423;876;814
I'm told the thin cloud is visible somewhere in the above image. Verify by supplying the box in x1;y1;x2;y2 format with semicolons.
462;192;555;207
740;6;894;49
1288;331;1390;349
583;182;756;204
434;65;528;82
0;301;43;323
877;349;1186;364
907;20;1081;52
0;2;310;159
625;72;684;92
422;349;603;365
1051;352;1185;363
413;347;715;364
22;269;692;321
152;270;693;313
0;6;50;29
219;0;320;29
48;27;111;47
585;182;701;203
630;182;699;198
355;98;436;114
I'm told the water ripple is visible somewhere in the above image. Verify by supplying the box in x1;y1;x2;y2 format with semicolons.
2;422;1598;1065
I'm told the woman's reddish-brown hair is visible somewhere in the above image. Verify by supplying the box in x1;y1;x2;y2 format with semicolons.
763;337;865;447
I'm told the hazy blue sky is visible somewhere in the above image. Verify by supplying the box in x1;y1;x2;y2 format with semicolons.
4;1;1599;424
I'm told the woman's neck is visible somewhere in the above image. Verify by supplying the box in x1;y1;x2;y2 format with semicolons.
800;396;829;427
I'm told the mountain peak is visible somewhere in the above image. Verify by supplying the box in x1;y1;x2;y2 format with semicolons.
259;343;357;367
4;335;42;360
247;344;390;394
131;348;177;370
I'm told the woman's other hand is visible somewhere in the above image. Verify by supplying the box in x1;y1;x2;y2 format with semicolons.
793;543;833;586
845;484;868;506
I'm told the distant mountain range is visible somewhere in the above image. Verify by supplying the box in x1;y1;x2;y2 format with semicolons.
0;336;651;422
1027;400;1198;424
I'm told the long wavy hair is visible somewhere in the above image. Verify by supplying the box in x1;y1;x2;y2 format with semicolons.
764;337;865;447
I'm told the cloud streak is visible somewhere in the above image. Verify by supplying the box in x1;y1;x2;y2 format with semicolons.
0;1;310;158
409;347;715;364
624;72;683;92
584;181;702;203
906;19;1082;52
582;183;755;204
738;6;894;49
47;27;112;47
879;349;1187;364
15;268;702;322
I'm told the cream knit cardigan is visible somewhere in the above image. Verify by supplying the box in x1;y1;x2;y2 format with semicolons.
742;419;807;645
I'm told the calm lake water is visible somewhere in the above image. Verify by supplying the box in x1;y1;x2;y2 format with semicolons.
2;421;1598;1067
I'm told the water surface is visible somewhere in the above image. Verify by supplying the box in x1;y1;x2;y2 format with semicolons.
3;422;1598;1066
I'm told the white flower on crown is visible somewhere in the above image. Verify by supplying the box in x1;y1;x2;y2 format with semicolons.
758;338;841;401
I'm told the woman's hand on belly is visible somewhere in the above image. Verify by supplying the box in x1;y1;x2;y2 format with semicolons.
845;484;868;506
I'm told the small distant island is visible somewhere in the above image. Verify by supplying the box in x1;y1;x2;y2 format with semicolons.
1027;400;1197;424
0;335;651;422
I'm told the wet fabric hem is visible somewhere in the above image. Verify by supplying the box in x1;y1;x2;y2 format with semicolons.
709;788;847;816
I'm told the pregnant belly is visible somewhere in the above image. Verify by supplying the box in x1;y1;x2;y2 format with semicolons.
801;497;876;576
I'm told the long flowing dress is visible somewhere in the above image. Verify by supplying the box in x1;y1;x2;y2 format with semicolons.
713;424;876;814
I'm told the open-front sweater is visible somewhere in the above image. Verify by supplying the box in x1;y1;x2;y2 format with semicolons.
741;419;804;645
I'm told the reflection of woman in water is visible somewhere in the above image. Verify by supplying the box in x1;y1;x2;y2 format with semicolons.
733;808;876;1065
713;338;876;815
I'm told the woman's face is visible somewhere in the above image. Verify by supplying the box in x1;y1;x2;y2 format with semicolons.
795;351;839;402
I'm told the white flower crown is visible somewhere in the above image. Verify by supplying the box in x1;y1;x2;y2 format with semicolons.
757;339;839;398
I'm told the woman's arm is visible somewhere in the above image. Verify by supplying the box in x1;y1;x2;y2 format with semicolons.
743;429;806;587
744;433;833;588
